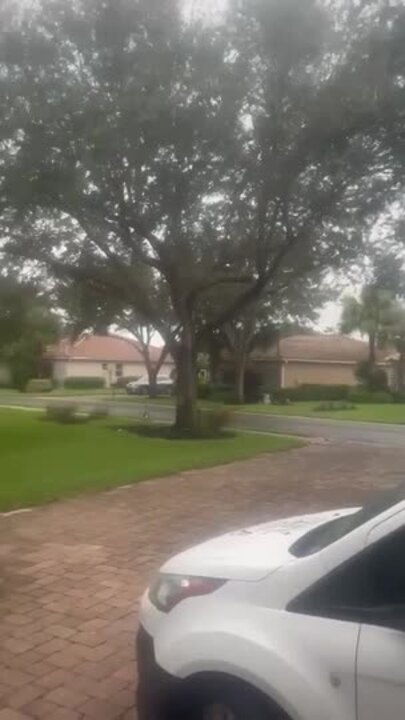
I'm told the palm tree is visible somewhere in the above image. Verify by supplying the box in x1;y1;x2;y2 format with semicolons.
340;286;394;365
383;304;405;391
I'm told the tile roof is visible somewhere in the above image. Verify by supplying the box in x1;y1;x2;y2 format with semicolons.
45;334;169;364
252;334;388;363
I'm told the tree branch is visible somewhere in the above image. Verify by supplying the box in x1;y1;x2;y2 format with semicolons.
187;274;254;307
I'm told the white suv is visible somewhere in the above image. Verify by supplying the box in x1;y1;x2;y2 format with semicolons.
126;375;174;396
137;484;405;720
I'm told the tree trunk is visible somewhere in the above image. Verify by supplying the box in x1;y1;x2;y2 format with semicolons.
145;345;169;398
175;321;197;434
143;353;158;398
208;338;221;384
368;331;376;365
234;353;247;404
398;351;405;392
148;367;158;398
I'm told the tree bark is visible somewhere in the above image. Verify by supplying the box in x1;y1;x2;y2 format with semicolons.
148;367;158;398
368;331;376;365
234;353;247;404
398;351;405;392
175;321;197;433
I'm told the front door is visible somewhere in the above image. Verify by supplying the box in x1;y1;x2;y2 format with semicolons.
356;522;405;720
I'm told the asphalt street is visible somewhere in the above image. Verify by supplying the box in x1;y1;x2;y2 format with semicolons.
2;394;405;448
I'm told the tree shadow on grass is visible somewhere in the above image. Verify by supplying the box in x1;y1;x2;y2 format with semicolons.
108;422;236;441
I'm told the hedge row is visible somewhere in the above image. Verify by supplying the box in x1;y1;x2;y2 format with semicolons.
273;384;405;404
272;384;351;402
63;376;105;389
25;379;53;393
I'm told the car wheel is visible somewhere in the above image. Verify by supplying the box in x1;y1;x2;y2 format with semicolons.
196;700;268;720
185;679;284;720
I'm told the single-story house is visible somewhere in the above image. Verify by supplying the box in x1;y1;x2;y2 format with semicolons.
243;334;388;390
45;334;174;387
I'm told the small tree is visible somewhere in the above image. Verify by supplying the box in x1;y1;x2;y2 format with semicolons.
355;360;388;392
222;305;277;404
57;267;173;397
341;287;395;366
0;276;59;390
203;275;326;403
382;304;405;391
119;313;170;397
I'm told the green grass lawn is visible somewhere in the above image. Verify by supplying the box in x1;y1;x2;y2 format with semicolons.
50;388;125;396
239;401;405;424
0;387;125;397
0;409;302;512
105;395;405;424
106;393;175;403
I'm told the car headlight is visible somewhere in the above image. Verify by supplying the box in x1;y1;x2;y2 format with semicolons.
149;574;226;613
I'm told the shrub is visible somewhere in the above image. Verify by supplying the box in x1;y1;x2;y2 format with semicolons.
391;391;405;404
272;384;350;403
355;361;388;391
348;390;393;404
197;382;212;400
197;383;234;403
25;378;53;394
220;369;263;404
64;376;105;390
195;407;231;437
314;400;356;412
371;391;393;404
45;404;79;423
88;406;109;421
11;357;35;391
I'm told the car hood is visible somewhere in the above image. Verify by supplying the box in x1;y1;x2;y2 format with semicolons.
161;508;357;581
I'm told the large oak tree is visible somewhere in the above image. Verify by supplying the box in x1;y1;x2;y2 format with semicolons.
1;0;404;430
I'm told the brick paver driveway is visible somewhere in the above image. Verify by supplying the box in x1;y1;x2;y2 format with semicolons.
1;441;405;719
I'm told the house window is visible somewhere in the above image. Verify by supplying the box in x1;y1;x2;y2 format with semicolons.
116;363;123;378
102;363;108;371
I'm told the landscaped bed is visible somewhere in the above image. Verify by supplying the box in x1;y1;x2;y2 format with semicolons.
0;409;302;512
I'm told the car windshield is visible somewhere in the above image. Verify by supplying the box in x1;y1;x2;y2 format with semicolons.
290;483;405;558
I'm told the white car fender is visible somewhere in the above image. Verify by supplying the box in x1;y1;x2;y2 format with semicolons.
154;600;357;720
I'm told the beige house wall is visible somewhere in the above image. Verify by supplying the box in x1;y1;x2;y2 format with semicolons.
53;360;107;384
283;361;358;388
52;359;174;387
